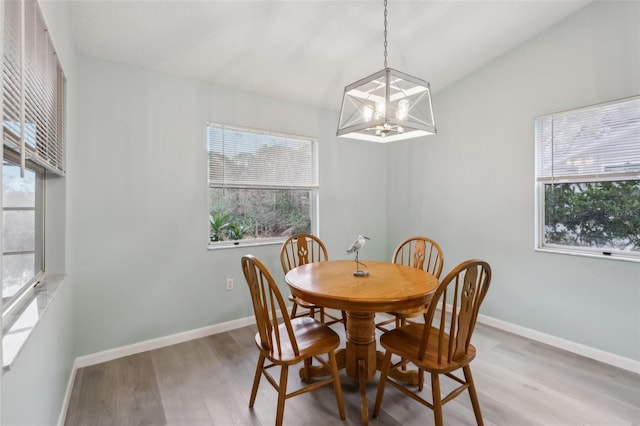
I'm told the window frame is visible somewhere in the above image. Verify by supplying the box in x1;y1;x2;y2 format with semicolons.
1;151;45;321
2;0;66;321
206;123;319;249
534;96;640;262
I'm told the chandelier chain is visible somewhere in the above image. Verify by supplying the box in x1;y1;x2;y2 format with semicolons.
383;0;388;68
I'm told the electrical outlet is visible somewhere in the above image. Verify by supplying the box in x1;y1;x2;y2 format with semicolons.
226;277;234;291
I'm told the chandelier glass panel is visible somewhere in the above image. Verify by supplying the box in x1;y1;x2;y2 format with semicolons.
337;1;436;143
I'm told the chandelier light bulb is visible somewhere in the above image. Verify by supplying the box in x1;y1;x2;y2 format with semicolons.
397;99;410;120
376;99;386;117
363;104;374;122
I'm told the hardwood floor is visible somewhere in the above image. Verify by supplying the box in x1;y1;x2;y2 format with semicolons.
64;316;640;426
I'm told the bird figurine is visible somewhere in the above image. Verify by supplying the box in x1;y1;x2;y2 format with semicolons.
346;235;370;276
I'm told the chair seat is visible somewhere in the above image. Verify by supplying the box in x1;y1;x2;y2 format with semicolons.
255;316;341;363
288;294;320;309
386;307;425;318
388;295;433;318
375;307;425;333
379;323;477;374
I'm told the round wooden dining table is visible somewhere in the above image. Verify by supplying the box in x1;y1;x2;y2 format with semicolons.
285;259;438;425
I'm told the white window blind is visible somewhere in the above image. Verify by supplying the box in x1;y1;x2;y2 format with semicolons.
3;0;66;176
3;0;22;154
207;124;319;189
535;96;640;183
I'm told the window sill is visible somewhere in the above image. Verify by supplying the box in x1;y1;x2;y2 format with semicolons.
2;274;66;372
208;238;285;250
535;247;640;263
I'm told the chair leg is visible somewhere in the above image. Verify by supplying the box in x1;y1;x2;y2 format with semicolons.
463;365;484;426
373;351;393;418
290;303;298;319
249;354;265;407
395;316;407;329
275;364;289;426
431;373;443;426
395;317;412;371
320;307;325;323
302;357;312;382
418;367;424;391
328;350;346;420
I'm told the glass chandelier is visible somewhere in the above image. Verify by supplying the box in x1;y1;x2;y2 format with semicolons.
337;0;436;143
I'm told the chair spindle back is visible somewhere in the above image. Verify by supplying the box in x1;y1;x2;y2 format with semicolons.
393;236;444;279
419;259;491;364
280;234;329;273
242;255;299;357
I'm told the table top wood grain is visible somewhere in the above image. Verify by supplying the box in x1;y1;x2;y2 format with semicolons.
285;260;438;312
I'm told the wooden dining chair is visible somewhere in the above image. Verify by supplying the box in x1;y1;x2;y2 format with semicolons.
280;233;346;327
373;259;492;426
241;255;346;426
375;236;444;332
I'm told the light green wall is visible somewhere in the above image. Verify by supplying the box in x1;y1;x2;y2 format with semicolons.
70;57;387;356
1;2;78;425
1;279;75;426
386;0;640;360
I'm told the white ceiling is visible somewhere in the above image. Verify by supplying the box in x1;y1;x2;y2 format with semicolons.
68;0;592;111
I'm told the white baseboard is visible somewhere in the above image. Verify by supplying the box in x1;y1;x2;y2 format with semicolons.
57;358;79;426
477;313;640;374
74;311;638;373
75;315;256;369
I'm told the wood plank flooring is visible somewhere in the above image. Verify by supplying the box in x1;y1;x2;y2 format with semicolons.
64;316;640;426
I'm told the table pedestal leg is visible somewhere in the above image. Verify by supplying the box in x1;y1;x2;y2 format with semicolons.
345;311;376;425
358;358;368;425
345;311;377;380
297;348;346;379
296;310;419;424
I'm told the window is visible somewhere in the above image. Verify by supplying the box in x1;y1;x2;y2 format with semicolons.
2;157;43;312
207;124;318;246
2;0;66;316
535;96;640;260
